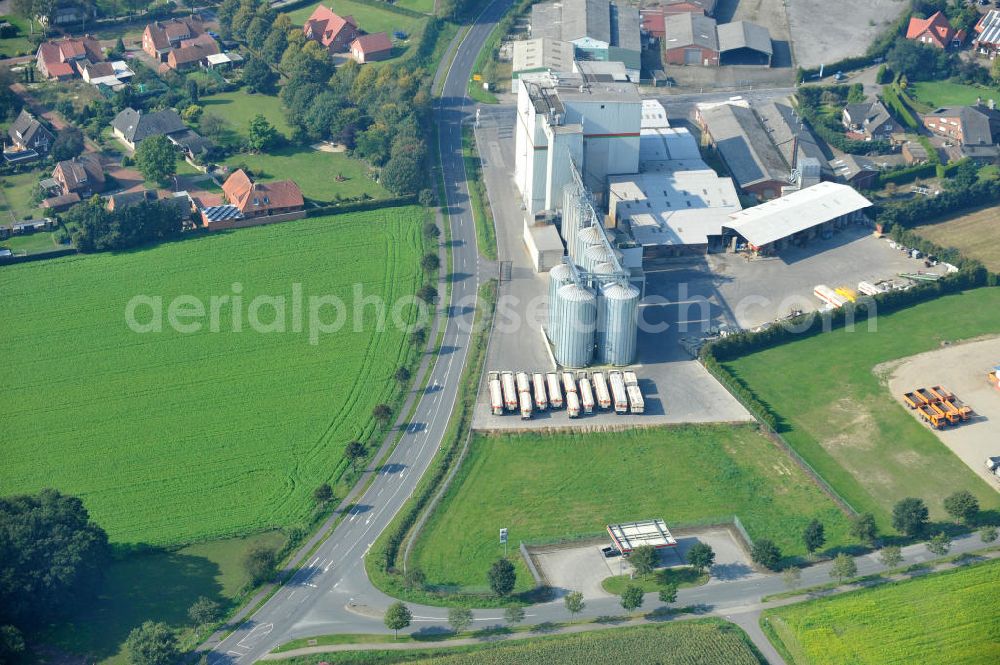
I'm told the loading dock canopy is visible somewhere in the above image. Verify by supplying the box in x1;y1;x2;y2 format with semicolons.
725;182;872;248
607;519;677;552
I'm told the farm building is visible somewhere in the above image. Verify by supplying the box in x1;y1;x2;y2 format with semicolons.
513;71;641;213
530;0;641;80
6;110;54;159
902;141;930;164
921;104;1000;161
511;37;576;81
716;20;772;66
303;4;359;54
696;101;791;200
831;154;879;190
906;10;963;49
607;519;677;554
35;36;102;80
756;99;830;182
842;99;895;141
724;181;872;253
349;32;393;63
974;10;1000;57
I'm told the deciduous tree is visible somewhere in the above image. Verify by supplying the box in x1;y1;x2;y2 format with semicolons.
629;545;658;577
620;585;643;614
312;483;333;503
243;545;277;585
504;605;525;625
830;553;857;583
803;519;826;554
51;126;84;161
447;606;473;634
487;558;516;596
943;490;979;524
926;532;951;557
125;621;178;665
657;584;677;604
686;542;715;574
134;134;176;185
384;602;411;639
850;513;878;547
879;545;903;569
344;441;365;472
751;539;782;571
187;597;221;626
892;497;929;537
564;591;585;617
246;114;279;153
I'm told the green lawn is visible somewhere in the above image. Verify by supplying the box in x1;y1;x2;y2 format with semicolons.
276;620;765;664
44;532;287;664
0;207;425;546
410;426;853;594
225;146;390;202
722;289;1000;528
908;81;1000;110
0;170;44;220
763;560;1000;665
1;231;60;255
0;14;38;57
200;89;292;139
393;0;435;12
288;0;426;59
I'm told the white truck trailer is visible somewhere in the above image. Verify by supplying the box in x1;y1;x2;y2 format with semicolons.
577;372;595;414
592;371;612;410
608;370;628;414
500;371;518;412
546;372;564;409
566;391;581;418
561;371;578;397
623;371;644;414
532;372;548;411
519;391;533;419
516;371;531;395
487;371;504;416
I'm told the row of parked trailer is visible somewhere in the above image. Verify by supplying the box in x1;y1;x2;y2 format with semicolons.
487;370;644;419
901;385;974;429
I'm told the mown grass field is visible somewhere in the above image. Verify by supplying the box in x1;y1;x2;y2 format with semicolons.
723;289;1000;528
225;146;390;202
763;560;1000;665
0;170;44;220
913;204;1000;272
277;620;765;664
0;207;425;546
46;532;286;664
908;81;1000;111
200;90;293;139
411;426;852;593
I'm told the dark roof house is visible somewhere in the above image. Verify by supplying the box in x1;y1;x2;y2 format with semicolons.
112;108;187;148
7;110;55;156
842;100;895;139
52;155;106;198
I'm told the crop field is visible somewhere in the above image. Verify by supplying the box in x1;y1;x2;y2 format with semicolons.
225;146;390;202
279;620;765;664
0;207;425;546
410;426;852;593
723;289;1000;527
763;560;1000;665
913;204;1000;273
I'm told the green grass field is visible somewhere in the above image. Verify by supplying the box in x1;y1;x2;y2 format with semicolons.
0;170;44;220
913;204;1000;273
225;146;390;201
763;560;1000;665
277;620;765;664
200;90;293;139
45;532;286;664
0;14;37;57
722;289;1000;528
1;231;61;255
411;426;852;593
0;208;425;546
393;0;435;12
288;0;425;50
908;81;1000;111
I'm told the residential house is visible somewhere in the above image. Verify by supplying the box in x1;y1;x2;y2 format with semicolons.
80;60;135;87
35;36;102;79
105;188;158;212
7;110;55;156
349;32;393;63
303;4;359;54
922;104;1000;161
166;33;220;71
905;11;964;49
221;169;304;219
52;155;106;198
112;107;211;158
41;192;81;211
973;9;1000;57
142;16;206;62
842;100;895;140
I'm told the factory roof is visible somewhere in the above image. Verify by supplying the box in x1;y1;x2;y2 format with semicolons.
574;60;629;81
607;519;677;552
726;181;872;248
612;2;642;51
609;161;742;246
522;72;640;115
755;100;831;176
699;102;789;189
528;222;564;251
717;20;772;55
641;99;670;129
639;126;702;162
664;12;718;51
564;0;611;44
831;154;878;182
531;0;639;51
512;37;576;74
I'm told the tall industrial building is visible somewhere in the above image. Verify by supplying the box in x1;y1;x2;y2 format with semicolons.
514;72;641;214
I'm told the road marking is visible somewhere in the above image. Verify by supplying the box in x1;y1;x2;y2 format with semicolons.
237;623;273;649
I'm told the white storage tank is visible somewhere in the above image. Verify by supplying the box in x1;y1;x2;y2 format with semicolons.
583;244;612;274
598;281;640;366
574;225;601;263
547;263;572;343
554;283;597;368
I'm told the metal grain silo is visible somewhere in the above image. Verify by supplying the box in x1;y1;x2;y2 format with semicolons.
583;244;612;274
574;225;601;263
598;281;640;366
555;283;596;368
561;185;583;250
547;262;572;343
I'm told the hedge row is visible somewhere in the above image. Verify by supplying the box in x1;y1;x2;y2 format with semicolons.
305;195;417;217
880;86;919;130
876;177;1000;233
877;162;936;186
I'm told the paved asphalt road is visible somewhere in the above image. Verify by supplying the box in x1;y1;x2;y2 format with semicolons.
205;1;512;661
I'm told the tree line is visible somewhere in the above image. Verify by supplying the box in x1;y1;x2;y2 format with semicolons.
63;194;185;253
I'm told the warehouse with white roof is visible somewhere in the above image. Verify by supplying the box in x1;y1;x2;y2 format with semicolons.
724;181;872;253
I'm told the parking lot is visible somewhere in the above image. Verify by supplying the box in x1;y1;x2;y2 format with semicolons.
527;525;760;599
787;0;908;69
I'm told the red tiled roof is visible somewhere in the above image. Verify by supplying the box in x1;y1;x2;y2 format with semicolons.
223;169;304;214
304;4;357;48
351;32;392;55
906;11;955;44
641;8;666;37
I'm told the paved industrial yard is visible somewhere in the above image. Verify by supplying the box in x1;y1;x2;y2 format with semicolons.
787;0;908;69
886;337;1000;490
528;526;758;599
